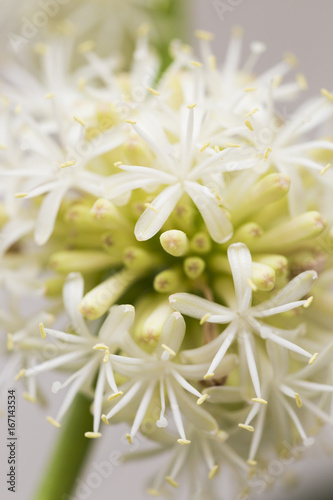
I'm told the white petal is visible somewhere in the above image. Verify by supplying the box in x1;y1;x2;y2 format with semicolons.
63;273;91;338
156;312;185;358
227;243;252;313
99;305;135;346
34;185;68;245
169;293;235;322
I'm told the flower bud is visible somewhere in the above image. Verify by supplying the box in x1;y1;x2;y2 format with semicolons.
254;254;288;277
50;251;122;274
121;135;154;166
154;269;183;293
190;232;212;254
251;262;276;291
160;230;189;257
43;276;65;297
133;297;172;350
227;223;263;246
123;246;162;271
183;257;206;279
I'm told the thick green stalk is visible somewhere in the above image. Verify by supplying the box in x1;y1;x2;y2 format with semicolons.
32;393;93;500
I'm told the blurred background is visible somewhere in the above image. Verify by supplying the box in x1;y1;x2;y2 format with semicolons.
1;0;333;499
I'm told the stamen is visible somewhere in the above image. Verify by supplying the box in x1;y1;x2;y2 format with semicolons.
195;29;214;41
303;296;313;308
214;145;220;153
203;372;215;380
93;343;109;351
147;489;160;496
126;119;137;124
321;88;333;102
126;433;133;444
15;369;26;381
45;93;54;99
23;393;37;403
101;414;109;425
84;432;102;438
209;465;219;479
7;334;13;351
77;40;95;54
320;163;331;175
15;193;28;198
39;323;46;339
245;120;254;131
273;75;283;88
238;423;255;432
247;459;257;466
284;52;299;67
308;353;318;365
161;344;176;357
177;439;191;445
244;87;257;93
60;160;76;168
165;476;179;488
103;349;110;363
247;107;259;117
147;87;160;96
197;394;208;405
74;116;86;127
114;161;122;167
46;416;61;428
209;55;216;70
295;393;302;408
200;141;210;152
252;398;267;405
264;147;272;161
187;103;197;109
200;313;211;325
226;143;241;148
108;391;123;401
297;73;308;90
190;61;203;68
144;202;159;213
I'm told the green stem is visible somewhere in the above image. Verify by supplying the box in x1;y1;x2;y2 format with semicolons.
32;393;94;500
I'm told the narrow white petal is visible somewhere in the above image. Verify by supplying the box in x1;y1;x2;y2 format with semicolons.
169;293;235;322
63;273;91;338
227;243;252;313
130;381;156;438
93;364;106;433
106;381;143;420
156;312;185;358
34;185;68;245
242;333;262;399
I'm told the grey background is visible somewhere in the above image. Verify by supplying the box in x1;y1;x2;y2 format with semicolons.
1;1;333;499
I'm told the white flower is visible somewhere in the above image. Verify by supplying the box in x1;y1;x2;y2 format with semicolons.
169;243;318;400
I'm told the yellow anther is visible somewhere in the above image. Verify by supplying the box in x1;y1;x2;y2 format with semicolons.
165;476;179;488
15;192;28;198
34;42;48;55
125;119;137;124
126;433;133;444
295;393;302;408
309;352;318;365
232;25;243;38
46;416;61;428
217;430;228;442
297;73;308;90
77;40;95;54
264;147;272;161
177;439;191;445
247;459;257;466
208;55;217;70
284;52;299;67
247;108;259;117
245;120;254;131
197;394;208;405
39;322;46;339
252;398;267;405
7;334;14;351
147;489;160;496
226;143;241;148
85;432;102;438
23;392;37;403
74;116;86;127
209;465;219;479
214;145;220;153
190;61;203;68
144;202;159;213
114;161;123;167
108;391;123;401
200;313;211;325
321;88;333;101
101;414;109;425
238;423;255;432
195;29;214;41
103;349;110;363
200;141;210;152
45;93;54;99
303;296;313;308
161;344;176;357
320;163;331;175
203;372;215;380
247;278;258;292
273;75;283;88
147;87;160;96
60;160;76;168
93;343;109;351
244;87;257;93
15;369;26;381
187;103;197;109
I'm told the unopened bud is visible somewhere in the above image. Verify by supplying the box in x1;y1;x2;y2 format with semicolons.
251;262;276;291
254;254;288;277
50;251;122;274
160;230;189;257
43;276;65;297
190;232;212;254
123;247;161;271
227;223;263;246
154;269;183;293
183;257;206;279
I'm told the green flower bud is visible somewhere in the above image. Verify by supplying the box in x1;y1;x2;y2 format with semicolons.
251;262;276;291
123;246;162;271
133;297;172;350
190;232;212;254
160;230;189;257
154;268;183;293
183;257;206;279
43;276;65;297
254;254;288;277
227;222;263;246
50;251;121;274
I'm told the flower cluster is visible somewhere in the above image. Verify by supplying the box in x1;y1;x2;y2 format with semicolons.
1;25;333;498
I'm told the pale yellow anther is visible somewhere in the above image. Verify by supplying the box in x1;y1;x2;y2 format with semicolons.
247;459;257;466
297;73;308;90
60;160;76;168
321;88;333;101
244;87;257;93
15;369;26;381
208;55;217;70
295;393;302;408
77;40;95;54
247;109;259;119
144;202;158;213
200;141;210;152
114;161;123;167
45;92;54;99
217;430;228;442
320;163;331;175
74;116;86;127
273;75;283;88
177;439;191;445
147;87;160;96
303;296;313;308
226;143;241;148
309;352;318;365
165;476;179;488
245;120;254;131
195;29;214;41
197;393;208;405
284;52;299;67
190;61;203;68
34;42;48;55
200;313;211;325
7;333;14;351
39;322;46;339
264;147;272;161
23;392;37;403
125;119;137;124
146;489;160;497
85;432;102;439
103;349;110;363
209;465;219;480
187;103;197;109
46;416;61;428
232;25;243;38
108;391;123;401
214;145;220;153
252;398;267;405
101;414;109;425
238;423;255;432
247;278;258;292
161;344;176;357
203;372;215;380
126;433;133;444
15;192;28;198
93;343;109;351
